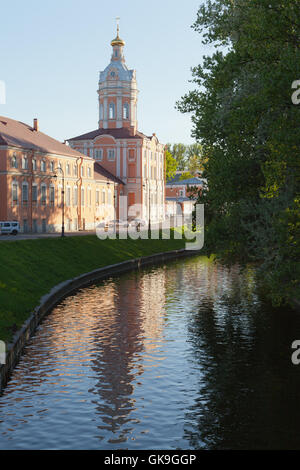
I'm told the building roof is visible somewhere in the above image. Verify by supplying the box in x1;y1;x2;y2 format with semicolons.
67;127;154;142
0;116;88;159
94;162;125;185
166;196;192;202
166;176;204;186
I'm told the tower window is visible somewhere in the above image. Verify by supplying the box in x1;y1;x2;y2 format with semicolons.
109;102;115;119
99;103;104;120
123;102;129;120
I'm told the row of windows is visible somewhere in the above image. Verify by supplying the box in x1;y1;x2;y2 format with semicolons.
11;183;112;207
12;182;55;206
22;218;81;233
82;148;136;163
143;165;164;180
99;102;130;120
144;150;164;163
10;153;92;178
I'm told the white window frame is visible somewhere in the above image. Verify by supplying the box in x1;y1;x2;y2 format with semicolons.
108;149;115;161
41;183;47;205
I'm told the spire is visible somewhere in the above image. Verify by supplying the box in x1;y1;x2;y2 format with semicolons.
111;17;125;47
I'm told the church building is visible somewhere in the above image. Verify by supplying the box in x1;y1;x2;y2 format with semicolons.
67;25;165;222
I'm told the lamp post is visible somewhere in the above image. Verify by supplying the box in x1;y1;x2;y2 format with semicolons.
107;181;116;232
143;181;151;233
54;167;65;237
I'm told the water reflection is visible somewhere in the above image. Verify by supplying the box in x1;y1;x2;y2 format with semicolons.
0;256;299;449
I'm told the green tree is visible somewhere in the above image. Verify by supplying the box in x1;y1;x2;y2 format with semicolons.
169;143;187;170
179;171;193;181
186;143;204;174
177;0;300;305
165;150;178;181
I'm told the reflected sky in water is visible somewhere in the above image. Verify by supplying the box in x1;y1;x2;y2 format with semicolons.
0;256;300;449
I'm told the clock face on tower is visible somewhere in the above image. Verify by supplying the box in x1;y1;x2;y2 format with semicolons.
107;70;118;81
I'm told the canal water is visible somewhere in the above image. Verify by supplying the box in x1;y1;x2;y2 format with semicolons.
0;256;300;450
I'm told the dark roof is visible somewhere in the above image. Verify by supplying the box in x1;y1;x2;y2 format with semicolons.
167;176;203;186
0;115;87;158
67;127;153;142
166;196;192;202
94;162;125;185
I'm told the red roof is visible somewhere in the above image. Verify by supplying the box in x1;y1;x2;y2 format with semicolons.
94;162;125;185
68;127;153;142
0;116;89;159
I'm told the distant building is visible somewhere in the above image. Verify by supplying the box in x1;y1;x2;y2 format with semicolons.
67;25;165;222
165;175;203;218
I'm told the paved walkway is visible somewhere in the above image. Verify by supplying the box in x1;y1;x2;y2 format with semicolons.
0;231;96;241
0;220;184;242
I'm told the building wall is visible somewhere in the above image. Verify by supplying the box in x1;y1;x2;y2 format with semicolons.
165;184;203;199
0;146;115;232
70;135;165;222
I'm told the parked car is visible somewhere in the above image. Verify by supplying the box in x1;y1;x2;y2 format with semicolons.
108;219;129;229
0;221;20;235
129;218;147;228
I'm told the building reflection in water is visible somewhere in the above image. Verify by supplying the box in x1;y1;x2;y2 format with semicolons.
88;270;167;444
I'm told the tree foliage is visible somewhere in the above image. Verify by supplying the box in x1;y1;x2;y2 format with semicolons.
177;0;300;305
165;150;178;180
166;142;204;174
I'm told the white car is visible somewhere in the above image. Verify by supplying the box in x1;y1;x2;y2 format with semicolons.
0;221;20;235
108;219;129;229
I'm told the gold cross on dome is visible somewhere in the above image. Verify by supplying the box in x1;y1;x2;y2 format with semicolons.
116;17;120;36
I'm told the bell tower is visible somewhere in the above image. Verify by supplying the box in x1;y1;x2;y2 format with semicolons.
98;20;138;133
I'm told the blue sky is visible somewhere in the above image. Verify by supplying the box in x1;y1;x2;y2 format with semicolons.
0;0;207;145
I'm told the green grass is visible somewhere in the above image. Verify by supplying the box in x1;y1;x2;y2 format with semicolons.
0;232;185;343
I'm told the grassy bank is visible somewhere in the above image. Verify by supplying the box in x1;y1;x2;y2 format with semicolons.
0;233;186;343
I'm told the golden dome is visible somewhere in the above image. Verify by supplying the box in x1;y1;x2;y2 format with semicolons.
111;34;125;47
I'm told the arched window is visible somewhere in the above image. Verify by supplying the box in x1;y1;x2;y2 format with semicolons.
123;102;129;120
11;153;18;168
32;158;37;171
22;155;28;170
109;102;115;119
